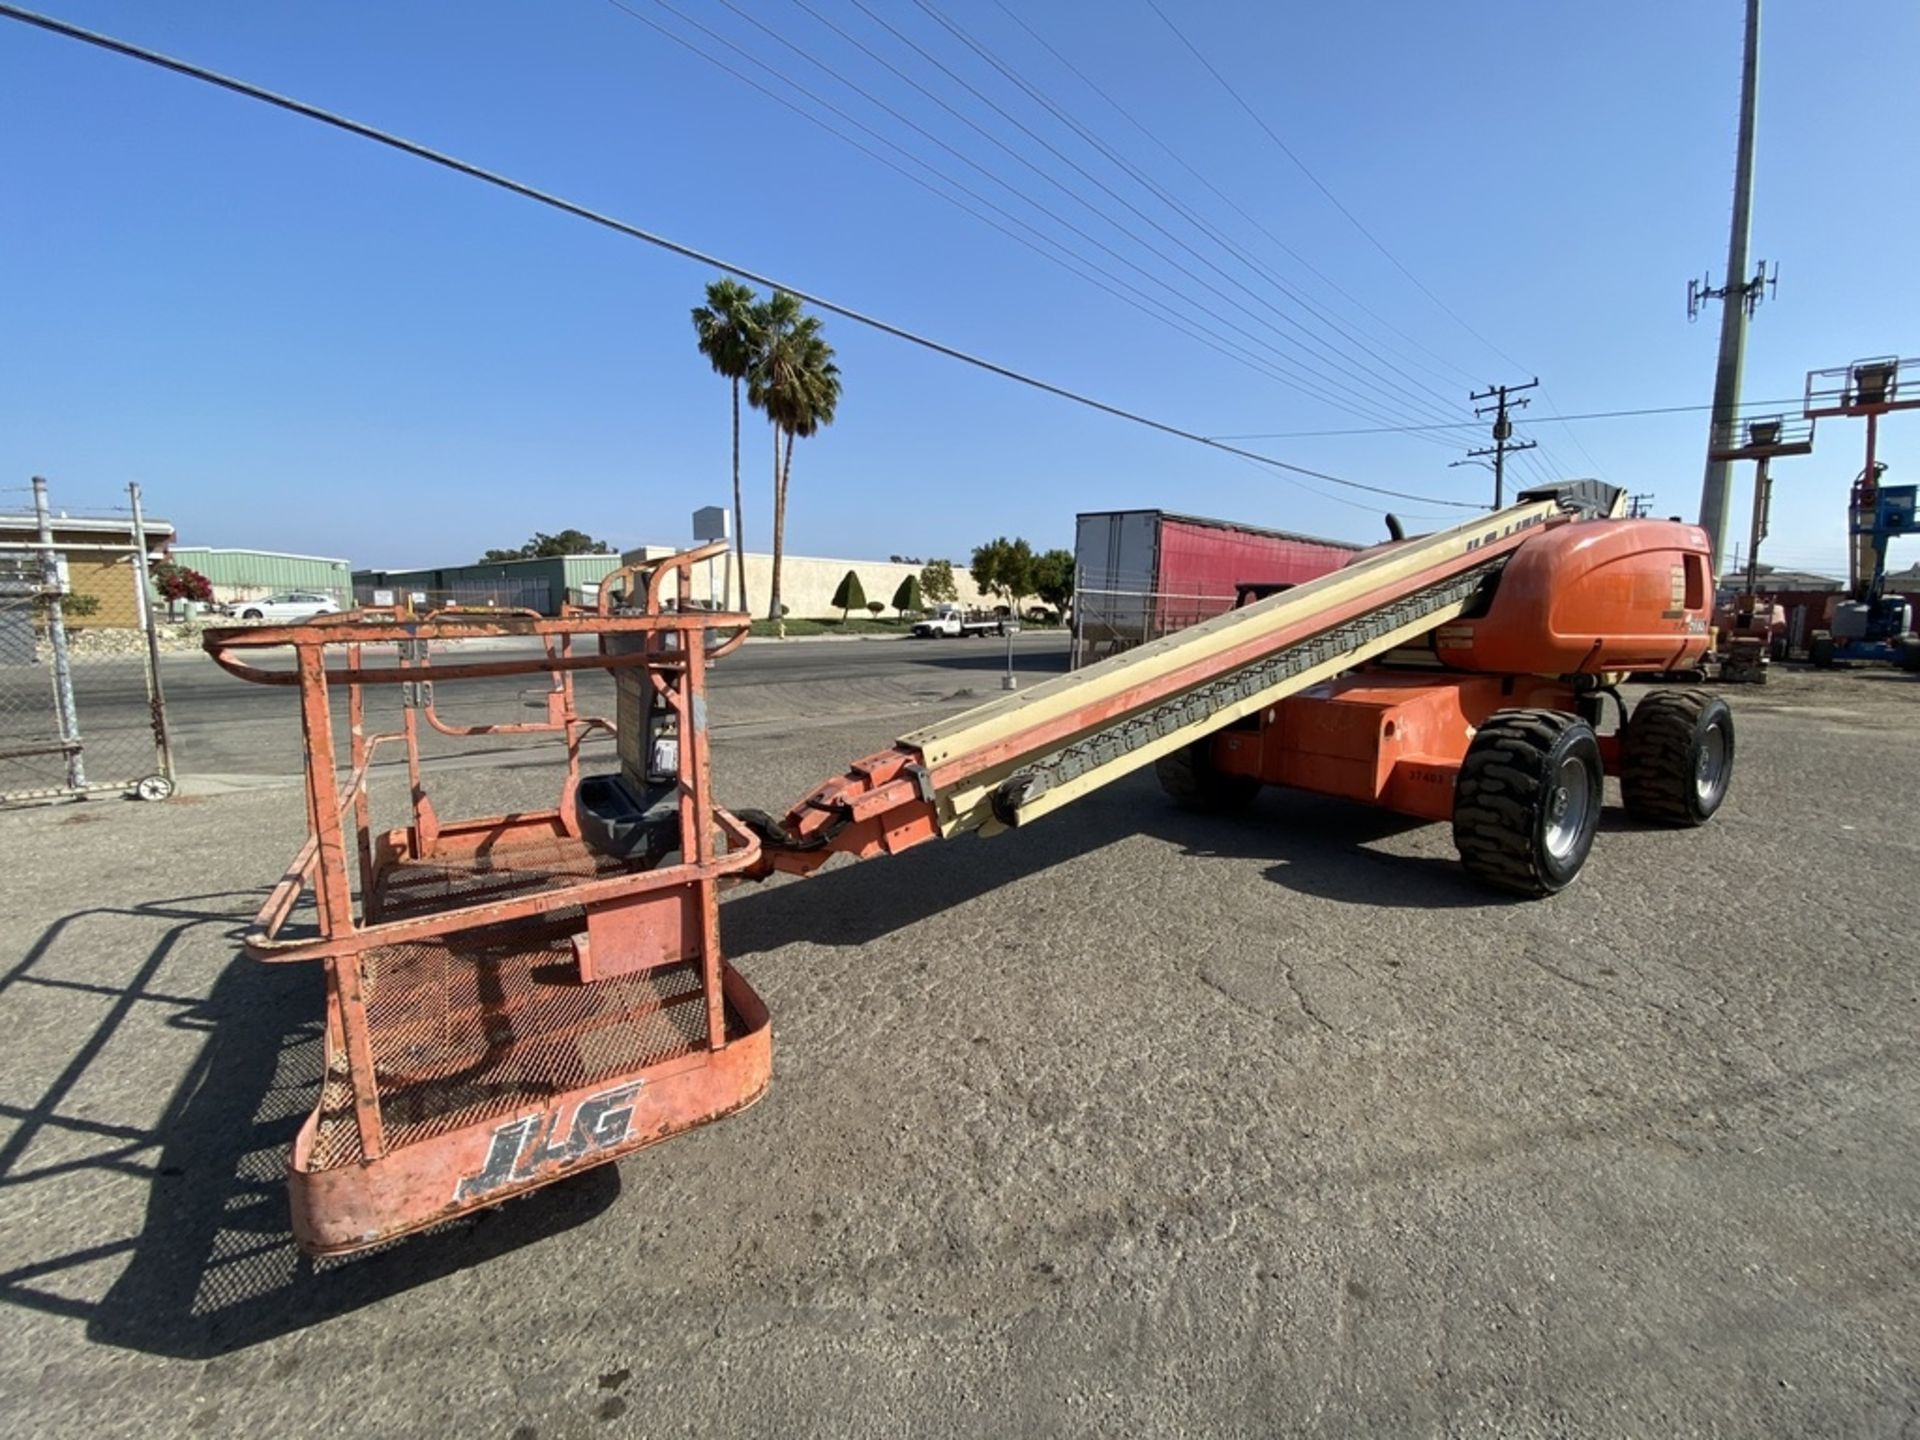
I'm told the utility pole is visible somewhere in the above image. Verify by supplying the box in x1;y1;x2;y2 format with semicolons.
1627;493;1656;519
1693;0;1767;574
1467;379;1539;508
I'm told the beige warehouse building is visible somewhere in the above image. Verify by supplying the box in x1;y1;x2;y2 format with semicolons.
622;546;989;619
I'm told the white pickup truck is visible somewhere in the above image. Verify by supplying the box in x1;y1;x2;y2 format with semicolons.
911;603;1018;639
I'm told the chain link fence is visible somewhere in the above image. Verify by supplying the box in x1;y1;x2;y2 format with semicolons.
0;529;174;806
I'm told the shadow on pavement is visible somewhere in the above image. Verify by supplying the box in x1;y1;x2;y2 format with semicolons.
723;770;1519;958
724;783;1130;957
0;893;616;1359
0;766;1566;1358
892;646;1073;678
1136;787;1505;909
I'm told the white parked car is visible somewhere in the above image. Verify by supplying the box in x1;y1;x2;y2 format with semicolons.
227;592;341;622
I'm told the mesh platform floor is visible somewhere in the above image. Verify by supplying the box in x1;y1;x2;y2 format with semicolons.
372;833;633;923
309;934;742;1171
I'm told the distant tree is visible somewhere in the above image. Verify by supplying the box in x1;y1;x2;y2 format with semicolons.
692;276;760;609
968;539;1000;599
151;561;213;605
481;530;614;562
865;601;885;619
919;559;958;605
971;536;1036;612
831;569;866;621
891;573;923;617
1031;548;1075;616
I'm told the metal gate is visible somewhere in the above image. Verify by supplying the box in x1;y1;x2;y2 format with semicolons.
0;480;175;804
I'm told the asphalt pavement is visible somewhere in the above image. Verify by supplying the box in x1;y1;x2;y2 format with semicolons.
133;630;1074;782
0;662;1915;1438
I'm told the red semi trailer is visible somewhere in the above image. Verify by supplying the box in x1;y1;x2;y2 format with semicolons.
1073;509;1358;662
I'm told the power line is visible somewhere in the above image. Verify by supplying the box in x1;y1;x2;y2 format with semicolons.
0;2;1484;511
988;0;1485;397
1224;452;1461;522
613;0;1395;429
625;0;1439;437
907;0;1477;430
620;1;1474;449
1139;1;1617;479
1535;395;1609;478
802;0;1459;433
821;0;1475;437
721;0;1483;447
1209;397;1810;440
1143;0;1521;372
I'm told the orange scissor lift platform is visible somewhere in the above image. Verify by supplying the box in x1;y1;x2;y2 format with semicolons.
205;546;770;1255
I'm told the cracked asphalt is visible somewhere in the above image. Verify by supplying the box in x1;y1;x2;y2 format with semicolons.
0;652;1915;1438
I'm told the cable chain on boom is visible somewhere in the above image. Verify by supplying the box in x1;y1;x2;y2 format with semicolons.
993;562;1507;817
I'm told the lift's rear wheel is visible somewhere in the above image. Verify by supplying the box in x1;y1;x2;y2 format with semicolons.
1154;736;1261;813
1621;690;1734;826
1452;710;1603;897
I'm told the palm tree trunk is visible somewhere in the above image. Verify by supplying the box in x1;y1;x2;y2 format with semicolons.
776;428;798;636
730;378;747;612
769;424;785;633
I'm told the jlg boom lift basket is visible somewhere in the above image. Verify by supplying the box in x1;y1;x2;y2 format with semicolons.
210;487;1734;1254
206;545;771;1253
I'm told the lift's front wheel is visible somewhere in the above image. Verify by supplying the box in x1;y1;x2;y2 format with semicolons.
1452;710;1603;897
1154;735;1261;813
1621;690;1734;826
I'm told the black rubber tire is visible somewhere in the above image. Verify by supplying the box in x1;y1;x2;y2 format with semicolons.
1898;636;1920;673
1620;689;1734;827
1452;710;1603;898
1154;736;1261;813
242;608;264;620
1810;632;1836;669
1768;635;1788;662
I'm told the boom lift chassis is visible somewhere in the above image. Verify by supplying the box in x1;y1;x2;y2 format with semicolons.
210;491;1731;1255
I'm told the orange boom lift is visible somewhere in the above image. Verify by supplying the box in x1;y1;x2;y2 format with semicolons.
207;483;1731;1254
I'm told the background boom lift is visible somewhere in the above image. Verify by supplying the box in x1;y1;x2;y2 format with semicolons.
1804;357;1920;670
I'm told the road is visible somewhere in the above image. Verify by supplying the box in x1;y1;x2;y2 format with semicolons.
1;665;1916;1437
105;631;1073;781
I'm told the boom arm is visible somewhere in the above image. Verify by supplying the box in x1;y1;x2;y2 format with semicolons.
746;494;1580;876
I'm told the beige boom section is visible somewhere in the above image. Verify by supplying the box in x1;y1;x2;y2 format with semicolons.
902;498;1568;836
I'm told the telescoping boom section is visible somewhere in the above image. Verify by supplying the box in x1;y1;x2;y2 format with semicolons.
212;485;1726;1254
746;490;1576;870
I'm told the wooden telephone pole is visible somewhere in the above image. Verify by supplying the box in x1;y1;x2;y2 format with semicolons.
1467;379;1539;508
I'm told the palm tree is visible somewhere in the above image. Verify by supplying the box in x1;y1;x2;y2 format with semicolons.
691;277;759;611
749;292;841;632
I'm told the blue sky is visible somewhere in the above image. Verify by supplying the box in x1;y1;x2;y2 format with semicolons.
2;1;1916;577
